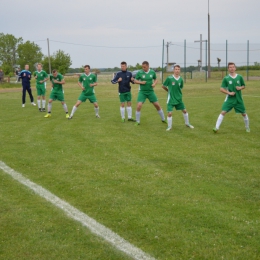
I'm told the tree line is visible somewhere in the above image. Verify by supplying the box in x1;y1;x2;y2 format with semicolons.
0;33;72;76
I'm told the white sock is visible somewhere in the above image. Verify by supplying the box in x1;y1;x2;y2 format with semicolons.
62;103;68;113
120;107;125;119
167;116;172;129
183;112;189;125
158;109;165;121
48;103;52;113
70;106;77;117
243;114;249;128
95;107;99;115
216;114;224;129
136;111;141;123
127;106;132;119
42;100;46;109
37;100;41;108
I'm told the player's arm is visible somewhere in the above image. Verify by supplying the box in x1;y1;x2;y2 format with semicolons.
77;81;85;90
236;78;245;91
111;72;120;84
162;85;168;92
152;79;158;88
90;82;97;87
220;87;235;96
162;78;168;92
90;74;97;87
134;74;146;85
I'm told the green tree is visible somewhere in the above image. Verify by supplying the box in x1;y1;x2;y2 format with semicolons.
0;33;23;74
17;41;43;71
42;50;72;74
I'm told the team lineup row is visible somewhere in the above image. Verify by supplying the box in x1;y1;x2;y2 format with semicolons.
19;61;250;133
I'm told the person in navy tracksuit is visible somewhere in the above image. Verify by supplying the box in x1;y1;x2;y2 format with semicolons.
111;61;135;122
19;64;36;107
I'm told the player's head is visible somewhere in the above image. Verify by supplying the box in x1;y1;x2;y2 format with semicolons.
173;64;181;75
142;61;149;72
37;63;42;71
52;69;58;77
25;64;29;70
84;65;90;74
228;62;236;73
121;61;127;71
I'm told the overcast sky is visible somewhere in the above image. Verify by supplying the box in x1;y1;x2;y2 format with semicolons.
1;0;260;68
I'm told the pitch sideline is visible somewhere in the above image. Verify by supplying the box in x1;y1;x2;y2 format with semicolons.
0;161;155;260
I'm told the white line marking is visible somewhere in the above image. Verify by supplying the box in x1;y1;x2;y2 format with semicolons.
0;161;155;260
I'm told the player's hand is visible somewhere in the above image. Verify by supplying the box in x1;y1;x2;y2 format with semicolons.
142;81;146;85
236;86;242;90
117;77;122;82
152;83;156;87
131;77;134;81
53;80;59;83
34;76;37;79
229;91;236;96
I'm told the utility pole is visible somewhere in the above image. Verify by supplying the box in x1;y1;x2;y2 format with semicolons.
194;34;207;71
47;38;51;74
166;42;172;67
208;0;211;78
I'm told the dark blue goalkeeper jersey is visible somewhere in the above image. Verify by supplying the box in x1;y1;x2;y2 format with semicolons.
111;70;134;93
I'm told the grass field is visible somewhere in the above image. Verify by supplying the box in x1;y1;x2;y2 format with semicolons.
0;77;260;259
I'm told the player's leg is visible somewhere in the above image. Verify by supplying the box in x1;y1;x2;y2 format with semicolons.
42;95;46;112
89;95;100;118
152;102;166;123
119;93;126;122
36;86;42;111
126;92;135;121
166;110;173;131
213;101;232;133
135;92;146;125
27;86;35;106
213;111;227;133
241;113;250;132
181;108;194;129
69;100;82;119
22;85;26;107
61;101;69;118
93;102;100;118
149;92;166;123
120;102;125;122
44;99;53;118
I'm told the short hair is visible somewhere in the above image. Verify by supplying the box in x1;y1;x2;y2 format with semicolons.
121;61;127;65
37;63;42;67
174;64;180;69
228;62;236;67
84;65;90;69
142;61;149;66
52;69;57;73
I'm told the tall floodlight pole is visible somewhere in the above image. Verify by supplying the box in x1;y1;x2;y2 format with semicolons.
208;0;211;78
194;34;207;71
47;38;51;74
166;42;171;67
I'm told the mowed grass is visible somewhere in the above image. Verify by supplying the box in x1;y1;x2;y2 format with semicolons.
0;78;260;260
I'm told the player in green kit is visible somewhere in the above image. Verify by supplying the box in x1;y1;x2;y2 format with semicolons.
213;62;250;133
68;65;100;119
162;65;194;131
134;61;166;125
34;63;48;112
44;69;69;118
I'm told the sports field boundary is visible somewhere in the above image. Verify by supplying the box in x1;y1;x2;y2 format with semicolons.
0;161;156;260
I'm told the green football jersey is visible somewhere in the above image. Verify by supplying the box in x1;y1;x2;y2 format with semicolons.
79;73;97;95
50;73;64;92
221;74;245;103
135;69;156;92
163;75;184;105
34;70;48;85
